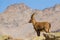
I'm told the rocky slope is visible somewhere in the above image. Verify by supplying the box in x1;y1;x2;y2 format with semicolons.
0;3;60;40
33;5;60;32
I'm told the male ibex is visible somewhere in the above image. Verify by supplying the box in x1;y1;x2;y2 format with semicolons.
29;13;51;36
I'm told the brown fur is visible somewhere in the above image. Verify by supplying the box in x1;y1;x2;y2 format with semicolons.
29;13;51;36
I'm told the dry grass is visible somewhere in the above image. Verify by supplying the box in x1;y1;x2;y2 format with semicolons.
32;32;60;40
0;32;60;40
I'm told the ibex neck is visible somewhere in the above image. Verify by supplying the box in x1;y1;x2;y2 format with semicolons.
32;19;36;25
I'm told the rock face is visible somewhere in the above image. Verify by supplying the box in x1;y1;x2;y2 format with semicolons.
0;3;60;39
0;3;36;39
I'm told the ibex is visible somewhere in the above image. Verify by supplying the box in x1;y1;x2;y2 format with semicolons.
29;13;51;36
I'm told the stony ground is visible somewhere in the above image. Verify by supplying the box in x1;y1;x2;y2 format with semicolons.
0;32;60;40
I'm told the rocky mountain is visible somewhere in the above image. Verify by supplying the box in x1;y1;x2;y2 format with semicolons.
0;3;60;40
33;4;60;32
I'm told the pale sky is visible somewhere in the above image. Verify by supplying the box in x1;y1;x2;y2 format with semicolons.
0;0;60;13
